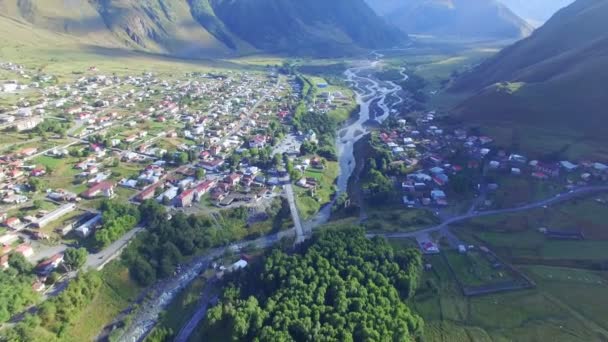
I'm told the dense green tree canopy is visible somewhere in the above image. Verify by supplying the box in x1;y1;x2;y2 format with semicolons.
202;227;424;341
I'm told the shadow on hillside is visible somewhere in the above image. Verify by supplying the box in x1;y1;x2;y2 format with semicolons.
79;45;249;69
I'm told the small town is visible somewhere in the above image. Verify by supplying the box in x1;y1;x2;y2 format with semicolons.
0;59;357;302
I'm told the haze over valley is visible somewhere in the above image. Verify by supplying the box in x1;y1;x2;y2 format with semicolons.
0;1;607;342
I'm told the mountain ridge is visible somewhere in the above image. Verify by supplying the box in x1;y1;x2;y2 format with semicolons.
0;0;405;58
366;0;533;40
450;0;608;157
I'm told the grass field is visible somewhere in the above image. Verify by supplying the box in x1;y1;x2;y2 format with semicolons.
453;196;608;262
295;161;339;220
60;262;143;342
413;255;608;342
363;206;440;233
33;155;83;190
489;176;562;209
444;250;515;287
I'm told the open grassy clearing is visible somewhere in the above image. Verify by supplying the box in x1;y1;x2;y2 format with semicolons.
452;196;608;260
522;265;608;332
363;206;440;233
295;161;338;220
413;255;608;342
444;250;516;288
480;122;608;161
488;176;562;209
53;262;143;342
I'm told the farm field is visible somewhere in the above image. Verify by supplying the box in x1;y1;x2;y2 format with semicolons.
413;255;608;342
443;250;519;288
453;195;608;262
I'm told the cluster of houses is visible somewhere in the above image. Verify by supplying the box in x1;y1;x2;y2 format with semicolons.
132;162;275;208
0;63;299;293
374;111;608;209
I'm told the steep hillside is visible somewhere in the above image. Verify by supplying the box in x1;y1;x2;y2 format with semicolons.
89;0;241;57
0;0;404;58
367;0;533;40
451;0;608;157
0;0;121;47
500;0;575;25
210;0;405;56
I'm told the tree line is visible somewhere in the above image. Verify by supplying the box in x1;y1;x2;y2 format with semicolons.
201;227;424;341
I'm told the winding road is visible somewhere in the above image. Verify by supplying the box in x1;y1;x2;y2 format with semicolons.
370;186;608;239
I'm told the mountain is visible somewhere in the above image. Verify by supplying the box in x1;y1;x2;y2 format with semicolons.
366;0;533;40
451;0;608;157
499;0;575;25
209;0;404;56
0;0;404;58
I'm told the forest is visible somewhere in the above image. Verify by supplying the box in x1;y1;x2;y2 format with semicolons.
201;227;424;341
123;200;289;286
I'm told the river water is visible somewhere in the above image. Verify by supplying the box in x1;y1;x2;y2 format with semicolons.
305;55;408;229
117;55;407;342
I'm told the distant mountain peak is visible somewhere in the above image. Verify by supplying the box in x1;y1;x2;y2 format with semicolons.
366;0;533;40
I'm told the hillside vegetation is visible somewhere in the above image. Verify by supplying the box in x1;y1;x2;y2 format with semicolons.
450;0;608;158
0;0;405;58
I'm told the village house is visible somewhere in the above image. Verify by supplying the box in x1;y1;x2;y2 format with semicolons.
80;181;115;199
193;180;217;201
136;182;163;202
224;173;242;187
4;217;23;230
534;162;560;178
176;189;195;207
75;214;102;238
249;135;268;148
36;253;64;276
14;243;34;258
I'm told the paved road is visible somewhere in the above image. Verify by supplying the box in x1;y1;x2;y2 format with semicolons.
86;226;144;269
6;225;144;326
370;186;608;239
282;182;307;243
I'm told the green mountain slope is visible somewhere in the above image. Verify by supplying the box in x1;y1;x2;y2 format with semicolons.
210;0;405;56
451;0;608;158
89;0;245;57
0;0;404;57
366;0;533;39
